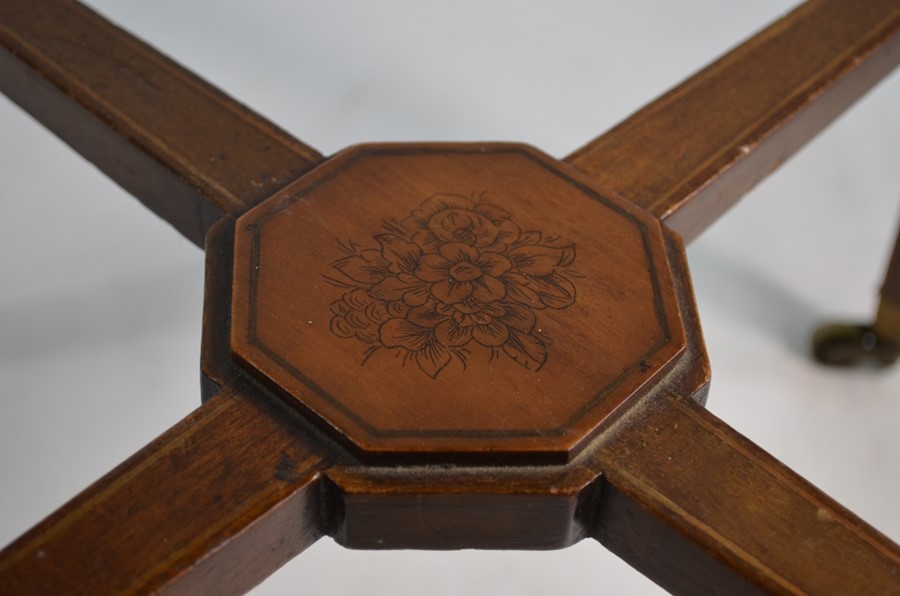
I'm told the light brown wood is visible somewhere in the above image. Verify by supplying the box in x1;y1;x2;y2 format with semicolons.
0;0;323;245
566;0;900;243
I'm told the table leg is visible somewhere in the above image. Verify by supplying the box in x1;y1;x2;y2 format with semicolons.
813;213;900;366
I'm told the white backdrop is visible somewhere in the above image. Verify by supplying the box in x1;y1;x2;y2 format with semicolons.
1;1;898;594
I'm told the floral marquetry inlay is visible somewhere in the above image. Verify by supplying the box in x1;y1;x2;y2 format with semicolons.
327;194;578;378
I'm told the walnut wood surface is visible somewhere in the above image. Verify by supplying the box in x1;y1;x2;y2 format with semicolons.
592;393;900;595
0;385;330;595
1;0;899;594
566;0;900;243
206;218;711;555
229;143;695;464
0;0;323;246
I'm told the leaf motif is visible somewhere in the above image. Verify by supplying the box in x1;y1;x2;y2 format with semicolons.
509;244;573;276
416;343;452;378
379;319;432;351
502;329;548;371
558;244;576;267
504;273;545;309
334;251;388;285
500;302;536;333
473;202;511;220
516;230;542;246
530;273;576;309
376;234;421;273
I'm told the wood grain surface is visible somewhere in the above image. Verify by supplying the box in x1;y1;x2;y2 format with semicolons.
0;0;323;246
229;144;694;463
592;392;900;595
1;0;898;594
0;384;330;595
566;0;900;243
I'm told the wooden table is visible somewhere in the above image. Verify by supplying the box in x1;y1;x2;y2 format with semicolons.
1;1;898;594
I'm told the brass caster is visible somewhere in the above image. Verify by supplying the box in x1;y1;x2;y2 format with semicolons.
812;323;900;367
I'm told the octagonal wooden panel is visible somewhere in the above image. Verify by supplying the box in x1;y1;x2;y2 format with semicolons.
231;144;689;463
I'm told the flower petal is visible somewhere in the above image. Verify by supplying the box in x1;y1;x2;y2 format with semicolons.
330;299;350;316
365;301;391;325
410;230;439;252
472;311;493;325
472;275;507;303
415;253;452;282
438;242;479;263
330;316;354;338
408;302;445;329
419;193;474;215
379;319;431;351
431;279;473;304
434;319;473;347
453;298;485;314
476;252;512;276
436;303;456;317
346;288;374;310
495;219;521;245
482;302;507;318
371;276;411;302
427;208;498;246
472;320;510;347
402;284;432;307
453;311;476;326
386;301;411;318
355;328;379;343
345;310;370;329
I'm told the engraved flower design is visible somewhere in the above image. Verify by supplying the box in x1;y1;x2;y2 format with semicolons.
416;243;510;305
402;194;522;253
327;193;577;378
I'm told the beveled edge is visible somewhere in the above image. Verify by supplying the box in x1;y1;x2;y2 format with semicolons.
210;143;708;465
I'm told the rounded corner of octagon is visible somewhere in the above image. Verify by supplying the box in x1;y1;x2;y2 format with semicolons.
228;142;692;464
